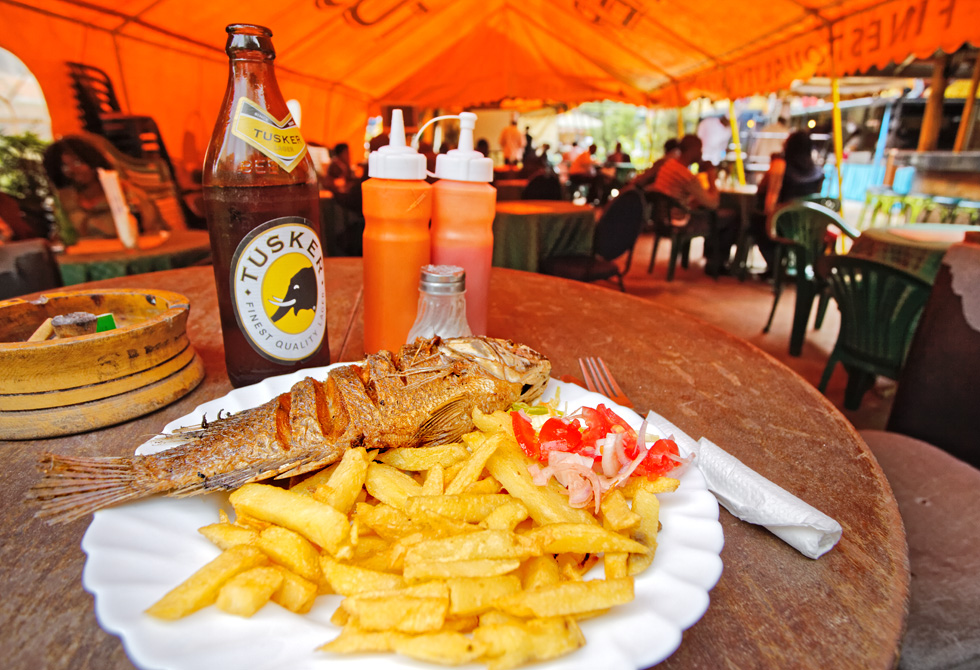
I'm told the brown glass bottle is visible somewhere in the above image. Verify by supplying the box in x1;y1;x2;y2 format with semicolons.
203;24;329;388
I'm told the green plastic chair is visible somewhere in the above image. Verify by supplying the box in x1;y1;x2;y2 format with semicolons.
763;201;860;356
819;255;931;410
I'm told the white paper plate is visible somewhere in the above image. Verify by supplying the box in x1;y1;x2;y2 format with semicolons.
82;367;724;670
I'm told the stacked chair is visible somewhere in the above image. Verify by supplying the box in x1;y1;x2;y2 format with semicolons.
66;62;203;228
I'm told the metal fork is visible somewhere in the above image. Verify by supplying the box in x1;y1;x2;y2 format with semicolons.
579;357;634;408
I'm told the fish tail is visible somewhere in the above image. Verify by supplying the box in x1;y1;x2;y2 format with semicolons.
28;454;157;524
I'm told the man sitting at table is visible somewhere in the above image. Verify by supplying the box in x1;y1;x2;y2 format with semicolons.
631;138;679;194
569;144;610;205
651;135;737;275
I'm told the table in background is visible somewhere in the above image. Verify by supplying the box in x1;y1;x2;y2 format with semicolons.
493;179;528;202
492;200;596;272
3;261;908;670
720;184;759;279
849;223;980;282
56;229;212;285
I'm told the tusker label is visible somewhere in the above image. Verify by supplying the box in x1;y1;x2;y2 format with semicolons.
231;97;308;172
230;217;327;363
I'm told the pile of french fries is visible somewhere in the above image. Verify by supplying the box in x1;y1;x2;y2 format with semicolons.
146;407;679;669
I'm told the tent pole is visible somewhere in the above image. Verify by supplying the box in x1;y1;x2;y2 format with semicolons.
953;54;980;152
918;55;949;152
826;27;844;200
871;101;893;185
831;77;844;199
728;99;746;186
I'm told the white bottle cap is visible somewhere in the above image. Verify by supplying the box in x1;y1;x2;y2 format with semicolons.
368;109;427;180
434;112;493;183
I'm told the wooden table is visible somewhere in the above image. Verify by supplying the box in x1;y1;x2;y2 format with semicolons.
492;200;596;272
719;184;758;280
850;223;980;282
2;261;908;670
55;229;212;285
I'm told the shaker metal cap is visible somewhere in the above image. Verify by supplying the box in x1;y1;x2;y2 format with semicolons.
419;264;466;294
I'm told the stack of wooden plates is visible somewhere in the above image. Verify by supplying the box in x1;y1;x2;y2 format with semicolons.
0;289;205;439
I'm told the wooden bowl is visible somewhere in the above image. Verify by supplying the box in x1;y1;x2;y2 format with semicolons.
0;288;205;439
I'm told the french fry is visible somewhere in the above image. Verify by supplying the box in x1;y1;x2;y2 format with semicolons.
484;438;597;527
342;594;448;633
198;522;258;550
464;477;502;495
481;499;530;531
421;465;445;495
321;556;406;595
288;461;340;497
519;555;561;591
216;566;283;617
492;578;635;618
406;494;512;522
474;617;585;670
619;476;680;499
604;553;629;580
471;408;514;435
628;484;661;576
364;462;423;510
257;525;323;584
403;559;522;582
378;443;470;471
317;447;370;513
447;576;522;616
526;522;649;555
229;484;348;555
146;545;268;620
600;488;641;531
445;434;503;494
319;623;405;653
391;631;485;665
404;529;539;564
270;565;319;613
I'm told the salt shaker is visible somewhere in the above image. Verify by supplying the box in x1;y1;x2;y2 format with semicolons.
406;265;473;343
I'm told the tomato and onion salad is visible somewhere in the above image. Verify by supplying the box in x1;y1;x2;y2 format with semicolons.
509;403;684;510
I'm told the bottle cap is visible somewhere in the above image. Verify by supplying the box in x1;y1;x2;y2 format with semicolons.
368;109;427;180
434;112;493;182
419;264;466;295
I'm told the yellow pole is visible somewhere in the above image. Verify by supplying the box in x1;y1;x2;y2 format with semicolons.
728;99;746;186
953;55;980;152
831;77;844;199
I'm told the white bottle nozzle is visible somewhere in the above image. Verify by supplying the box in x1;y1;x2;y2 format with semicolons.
389;109;406;148
368;108;426;179
424;110;492;183
457;112;475;153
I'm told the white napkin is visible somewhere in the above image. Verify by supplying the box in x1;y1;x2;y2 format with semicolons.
643;411;842;559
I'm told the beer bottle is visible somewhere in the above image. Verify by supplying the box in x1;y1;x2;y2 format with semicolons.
203;24;329;388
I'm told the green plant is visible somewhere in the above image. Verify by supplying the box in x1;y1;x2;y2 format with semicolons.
0;131;53;237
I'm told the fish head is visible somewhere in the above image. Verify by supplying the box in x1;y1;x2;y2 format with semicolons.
439;337;551;403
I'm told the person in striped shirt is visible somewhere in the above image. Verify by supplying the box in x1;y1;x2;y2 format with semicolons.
652;135;736;276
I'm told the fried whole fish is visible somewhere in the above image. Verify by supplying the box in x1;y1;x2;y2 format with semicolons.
30;336;551;524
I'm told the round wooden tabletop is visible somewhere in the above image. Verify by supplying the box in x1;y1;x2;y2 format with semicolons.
1;260;908;670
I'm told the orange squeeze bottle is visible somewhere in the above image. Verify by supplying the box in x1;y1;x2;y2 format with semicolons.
430;112;495;335
361;109;432;353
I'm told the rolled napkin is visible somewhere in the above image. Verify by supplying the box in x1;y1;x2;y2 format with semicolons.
641;410;842;559
692;437;843;559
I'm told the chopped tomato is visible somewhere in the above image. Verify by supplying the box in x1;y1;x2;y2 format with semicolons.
539;417;584;457
511;411;540;460
634;438;680;478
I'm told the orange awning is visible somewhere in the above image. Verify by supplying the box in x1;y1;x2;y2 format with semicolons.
1;0;978;174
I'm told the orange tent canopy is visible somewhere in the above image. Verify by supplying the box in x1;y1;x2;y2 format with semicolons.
1;0;978;178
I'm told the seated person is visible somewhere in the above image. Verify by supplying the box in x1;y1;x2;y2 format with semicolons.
568;144;610;205
324;142;356;193
43;138;166;241
604;142;631;166
631;138;679;194
475;138;490;157
651;135;737;274
750;130;825;274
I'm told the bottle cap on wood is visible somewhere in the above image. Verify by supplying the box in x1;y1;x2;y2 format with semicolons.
51;312;98;338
